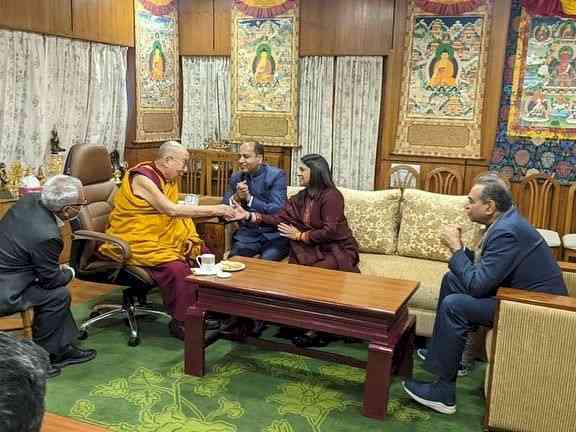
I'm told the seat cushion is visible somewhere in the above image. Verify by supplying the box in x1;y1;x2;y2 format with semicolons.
537;229;561;248
562;233;576;250
359;253;447;311
397;189;483;262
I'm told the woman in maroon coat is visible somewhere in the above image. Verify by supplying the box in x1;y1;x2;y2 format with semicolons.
231;153;360;346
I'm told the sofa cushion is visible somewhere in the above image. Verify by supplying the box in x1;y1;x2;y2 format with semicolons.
397;189;483;262
359;253;447;311
339;187;401;254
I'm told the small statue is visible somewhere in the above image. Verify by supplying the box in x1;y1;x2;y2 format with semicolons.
50;129;65;154
37;166;46;185
110;150;127;184
0;162;11;199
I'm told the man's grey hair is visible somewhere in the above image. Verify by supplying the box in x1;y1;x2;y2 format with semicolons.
474;174;513;213
0;332;49;432
157;141;187;159
40;175;83;211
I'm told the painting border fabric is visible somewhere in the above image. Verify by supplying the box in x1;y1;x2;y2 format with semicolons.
230;0;300;146
508;10;576;140
393;0;493;159
134;0;180;143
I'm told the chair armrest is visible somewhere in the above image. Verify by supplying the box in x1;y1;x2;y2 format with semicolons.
73;229;131;262
497;287;576;313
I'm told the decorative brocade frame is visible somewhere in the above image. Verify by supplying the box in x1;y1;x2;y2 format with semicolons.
508;10;576;140
230;0;299;146
393;0;493;159
134;0;180;143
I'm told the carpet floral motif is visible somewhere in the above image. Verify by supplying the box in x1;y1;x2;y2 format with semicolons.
64;350;453;432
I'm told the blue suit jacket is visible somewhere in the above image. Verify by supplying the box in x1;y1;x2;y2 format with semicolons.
223;164;287;243
449;207;567;298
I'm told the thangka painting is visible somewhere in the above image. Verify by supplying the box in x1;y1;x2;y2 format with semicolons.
394;0;492;159
230;0;299;146
134;0;180;142
508;11;576;140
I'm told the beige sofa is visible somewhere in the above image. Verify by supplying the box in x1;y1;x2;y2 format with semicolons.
285;186;483;337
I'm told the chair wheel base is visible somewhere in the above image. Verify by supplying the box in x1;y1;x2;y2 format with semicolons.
128;336;140;347
78;330;88;340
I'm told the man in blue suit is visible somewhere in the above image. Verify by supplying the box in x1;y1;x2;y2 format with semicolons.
223;142;289;261
403;175;567;415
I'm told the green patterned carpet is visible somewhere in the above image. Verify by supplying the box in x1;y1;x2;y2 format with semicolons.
46;293;487;431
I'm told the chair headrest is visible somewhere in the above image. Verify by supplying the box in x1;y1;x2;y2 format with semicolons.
65;145;114;186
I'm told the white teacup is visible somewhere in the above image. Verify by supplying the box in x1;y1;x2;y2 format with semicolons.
196;253;216;273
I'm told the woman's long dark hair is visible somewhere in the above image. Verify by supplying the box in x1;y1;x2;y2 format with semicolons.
294;154;335;205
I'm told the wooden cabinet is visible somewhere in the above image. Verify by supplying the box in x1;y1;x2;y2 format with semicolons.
0;0;72;35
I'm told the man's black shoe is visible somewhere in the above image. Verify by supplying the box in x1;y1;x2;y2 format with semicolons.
47;364;61;378
50;345;96;368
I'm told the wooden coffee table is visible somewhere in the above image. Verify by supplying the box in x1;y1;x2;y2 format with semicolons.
184;257;419;420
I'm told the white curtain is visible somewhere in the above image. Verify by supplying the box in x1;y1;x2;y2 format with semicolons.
291;56;335;186
181;56;230;149
332;57;383;190
0;30;47;168
44;37;91;154
0;29;128;170
84;43;128;155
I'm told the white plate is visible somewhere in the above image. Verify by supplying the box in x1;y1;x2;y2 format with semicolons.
216;271;232;279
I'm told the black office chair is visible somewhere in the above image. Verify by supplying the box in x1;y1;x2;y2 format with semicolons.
65;144;170;346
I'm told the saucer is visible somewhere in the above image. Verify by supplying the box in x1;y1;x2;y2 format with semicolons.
192;268;218;276
216;271;232;279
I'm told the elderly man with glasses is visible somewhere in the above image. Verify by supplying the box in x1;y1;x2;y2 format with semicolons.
0;175;96;378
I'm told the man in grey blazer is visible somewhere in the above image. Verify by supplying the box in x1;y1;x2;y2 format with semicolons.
0;175;96;377
403;175;567;414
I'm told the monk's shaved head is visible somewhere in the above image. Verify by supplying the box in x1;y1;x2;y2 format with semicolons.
157;141;187;159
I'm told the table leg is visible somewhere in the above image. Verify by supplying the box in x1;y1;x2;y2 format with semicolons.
397;320;415;380
363;342;393;420
184;305;206;377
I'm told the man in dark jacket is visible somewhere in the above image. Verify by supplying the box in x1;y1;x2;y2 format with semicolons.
223;141;289;261
403;175;567;414
0;175;96;377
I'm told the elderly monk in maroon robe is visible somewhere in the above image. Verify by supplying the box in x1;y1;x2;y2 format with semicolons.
231;153;360;346
100;141;235;340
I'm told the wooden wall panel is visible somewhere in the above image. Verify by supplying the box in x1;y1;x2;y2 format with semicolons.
300;0;394;56
213;0;231;55
0;0;72;35
72;0;134;46
179;0;215;55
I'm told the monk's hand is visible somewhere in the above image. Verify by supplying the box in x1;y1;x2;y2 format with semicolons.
226;200;248;221
442;225;463;253
278;223;302;241
216;204;236;220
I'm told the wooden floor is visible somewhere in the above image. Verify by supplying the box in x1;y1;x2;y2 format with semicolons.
0;279;118;432
0;279;117;332
42;413;108;432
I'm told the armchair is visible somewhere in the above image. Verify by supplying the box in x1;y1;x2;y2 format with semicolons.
484;262;576;431
65;144;170;346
